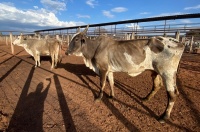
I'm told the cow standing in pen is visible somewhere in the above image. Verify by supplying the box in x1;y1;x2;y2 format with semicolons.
66;25;185;123
13;36;61;70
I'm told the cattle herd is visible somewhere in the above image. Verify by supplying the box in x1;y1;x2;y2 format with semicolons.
13;25;185;123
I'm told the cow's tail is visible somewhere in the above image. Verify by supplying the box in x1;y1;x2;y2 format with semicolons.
58;41;62;63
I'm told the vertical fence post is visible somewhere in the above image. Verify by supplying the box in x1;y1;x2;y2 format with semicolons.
114;25;116;35
136;23;138;35
61;34;64;45
35;32;41;39
189;36;194;53
181;37;186;43
164;20;167;36
175;30;180;41
131;32;135;40
6;36;8;45
67;34;69;45
124;33;127;40
10;32;14;54
56;34;60;40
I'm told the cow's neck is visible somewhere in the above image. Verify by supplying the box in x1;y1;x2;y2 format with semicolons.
81;37;101;75
19;39;29;47
82;37;100;60
18;39;34;56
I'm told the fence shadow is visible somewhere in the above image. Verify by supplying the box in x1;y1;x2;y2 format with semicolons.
59;62;177;130
61;62;158;129
114;80;159;118
77;71;159;120
59;62;139;130
0;59;22;83
180;63;200;72
53;74;77;131
76;74;139;131
177;77;200;126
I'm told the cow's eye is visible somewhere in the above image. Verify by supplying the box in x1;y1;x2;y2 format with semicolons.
75;38;79;41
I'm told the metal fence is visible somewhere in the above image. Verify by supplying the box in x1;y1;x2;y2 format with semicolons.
1;13;200;53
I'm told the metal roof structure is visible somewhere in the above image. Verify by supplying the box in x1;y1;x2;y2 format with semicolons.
35;13;200;33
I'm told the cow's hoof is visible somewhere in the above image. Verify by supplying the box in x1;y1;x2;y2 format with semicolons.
158;114;169;123
94;98;102;103
109;95;114;99
141;97;149;102
158;118;166;123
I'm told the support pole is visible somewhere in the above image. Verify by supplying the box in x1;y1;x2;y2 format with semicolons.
6;36;8;45
10;32;14;54
67;34;69;45
163;20;167;37
56;34;60;40
131;32;135;40
175;30;180;41
125;33;129;40
189;36;194;53
181;37;186;43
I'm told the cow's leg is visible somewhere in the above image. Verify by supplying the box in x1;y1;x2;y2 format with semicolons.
143;72;163;102
159;72;178;123
54;51;59;68
58;45;62;63
58;54;62;63
51;53;55;70
33;54;38;67
107;72;114;98
95;70;108;102
37;54;41;67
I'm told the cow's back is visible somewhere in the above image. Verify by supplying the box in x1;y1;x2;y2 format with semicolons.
26;39;59;55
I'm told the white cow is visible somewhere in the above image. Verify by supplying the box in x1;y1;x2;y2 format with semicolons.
13;36;61;70
66;25;185;123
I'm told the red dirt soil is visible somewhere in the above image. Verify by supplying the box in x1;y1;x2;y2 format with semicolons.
0;42;200;132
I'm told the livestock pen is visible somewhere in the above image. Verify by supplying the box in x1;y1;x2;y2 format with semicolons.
0;14;200;131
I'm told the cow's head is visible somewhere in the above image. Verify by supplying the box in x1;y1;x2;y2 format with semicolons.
66;25;89;56
13;35;27;46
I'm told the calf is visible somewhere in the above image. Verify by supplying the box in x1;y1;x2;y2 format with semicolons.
66;25;185;123
13;36;61;70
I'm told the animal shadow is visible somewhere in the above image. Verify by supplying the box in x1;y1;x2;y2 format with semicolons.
28;56;52;63
58;62;97;76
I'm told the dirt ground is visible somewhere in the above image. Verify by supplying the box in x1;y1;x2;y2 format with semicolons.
0;42;200;132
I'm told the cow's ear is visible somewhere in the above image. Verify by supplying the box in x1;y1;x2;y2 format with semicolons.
82;25;89;35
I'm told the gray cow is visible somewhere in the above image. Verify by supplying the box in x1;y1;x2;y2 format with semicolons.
13;36;61;70
66;25;185;123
